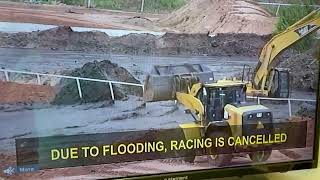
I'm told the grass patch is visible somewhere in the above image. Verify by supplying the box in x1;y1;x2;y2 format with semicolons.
60;0;86;6
2;0;187;12
55;0;186;12
144;0;186;12
93;0;140;11
273;0;318;52
94;0;186;12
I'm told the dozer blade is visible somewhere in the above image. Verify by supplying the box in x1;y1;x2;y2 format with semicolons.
144;64;214;102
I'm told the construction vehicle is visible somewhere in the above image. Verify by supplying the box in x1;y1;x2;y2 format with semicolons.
144;64;273;166
245;9;320;98
143;10;320;166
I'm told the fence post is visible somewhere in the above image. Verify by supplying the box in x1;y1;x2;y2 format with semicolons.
257;97;260;104
108;82;115;101
36;73;41;85
4;70;9;81
140;0;145;12
276;4;281;16
288;99;292;117
76;78;83;99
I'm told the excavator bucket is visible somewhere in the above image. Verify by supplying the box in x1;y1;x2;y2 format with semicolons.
144;64;214;102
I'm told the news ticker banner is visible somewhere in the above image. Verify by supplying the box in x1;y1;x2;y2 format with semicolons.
15;121;307;169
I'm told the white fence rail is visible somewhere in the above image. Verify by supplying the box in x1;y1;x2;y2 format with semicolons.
257;2;320;16
0;69;144;101
247;96;317;117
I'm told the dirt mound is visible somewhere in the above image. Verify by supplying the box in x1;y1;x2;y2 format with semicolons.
0;27;270;57
0;81;55;104
155;33;269;56
0;26;110;51
52;60;142;105
159;0;274;35
279;51;319;90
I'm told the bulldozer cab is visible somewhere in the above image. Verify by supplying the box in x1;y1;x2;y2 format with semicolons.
197;81;247;123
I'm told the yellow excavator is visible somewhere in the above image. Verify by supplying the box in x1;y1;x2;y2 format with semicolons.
143;9;320;166
246;9;320;98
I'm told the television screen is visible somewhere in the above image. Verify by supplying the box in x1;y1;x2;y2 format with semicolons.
0;0;319;179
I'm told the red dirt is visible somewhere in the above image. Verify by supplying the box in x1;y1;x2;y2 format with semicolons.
0;1;163;31
0;0;275;35
159;0;275;35
0;81;56;104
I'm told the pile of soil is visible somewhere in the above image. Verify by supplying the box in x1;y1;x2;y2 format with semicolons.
0;81;55;104
0;26;110;51
0;26;270;57
159;0;274;35
52;60;142;105
279;51;319;90
157;32;270;56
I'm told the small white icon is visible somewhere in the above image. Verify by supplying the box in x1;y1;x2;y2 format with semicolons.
3;166;15;175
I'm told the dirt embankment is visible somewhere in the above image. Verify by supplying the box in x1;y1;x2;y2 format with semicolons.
0;0;274;35
0;81;55;104
0;26;270;57
0;1;163;31
0;60;142;106
53;60;142;105
159;0;275;35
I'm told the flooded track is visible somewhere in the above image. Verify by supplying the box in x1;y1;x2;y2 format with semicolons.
0;47;258;81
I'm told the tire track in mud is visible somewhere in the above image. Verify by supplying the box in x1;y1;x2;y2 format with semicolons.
0;6;142;30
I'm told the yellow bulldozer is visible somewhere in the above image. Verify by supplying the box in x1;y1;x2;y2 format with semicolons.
143;9;320;166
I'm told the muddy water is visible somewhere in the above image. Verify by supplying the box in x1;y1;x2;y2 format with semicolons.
0;48;258;81
0;47;316;151
0;47;258;151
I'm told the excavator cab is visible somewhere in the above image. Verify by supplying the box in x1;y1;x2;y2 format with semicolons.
269;68;290;98
241;65;290;98
247;9;320;98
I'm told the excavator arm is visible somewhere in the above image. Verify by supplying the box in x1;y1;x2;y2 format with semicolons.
253;9;320;95
176;92;205;122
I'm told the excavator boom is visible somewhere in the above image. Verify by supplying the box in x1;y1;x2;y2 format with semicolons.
253;9;320;92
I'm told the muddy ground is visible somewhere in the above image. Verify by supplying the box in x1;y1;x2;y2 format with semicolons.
0;1;164;32
0;26;270;57
0;0;275;35
0;27;318;179
0;49;317;179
